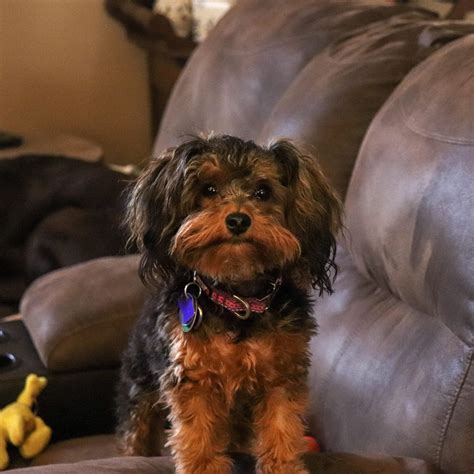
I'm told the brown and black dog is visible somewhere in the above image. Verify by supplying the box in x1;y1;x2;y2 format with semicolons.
117;135;342;474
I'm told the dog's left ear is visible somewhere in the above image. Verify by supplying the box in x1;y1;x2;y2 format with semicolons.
270;140;343;294
125;139;209;286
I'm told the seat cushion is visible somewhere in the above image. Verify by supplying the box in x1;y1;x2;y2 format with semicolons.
15;456;175;473
31;435;120;466
14;434;440;473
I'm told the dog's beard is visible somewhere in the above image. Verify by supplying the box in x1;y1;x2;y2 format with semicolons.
171;208;301;284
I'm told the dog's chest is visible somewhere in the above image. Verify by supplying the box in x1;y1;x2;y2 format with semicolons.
169;328;305;400
170;334;286;392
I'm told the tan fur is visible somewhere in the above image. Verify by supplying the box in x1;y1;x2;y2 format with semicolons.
172;204;300;283
163;324;311;473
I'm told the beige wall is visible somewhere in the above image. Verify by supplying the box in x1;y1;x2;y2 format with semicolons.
0;0;152;165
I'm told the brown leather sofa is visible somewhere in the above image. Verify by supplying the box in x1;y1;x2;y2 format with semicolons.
2;1;474;472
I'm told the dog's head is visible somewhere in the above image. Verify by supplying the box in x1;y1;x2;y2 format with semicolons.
126;135;342;293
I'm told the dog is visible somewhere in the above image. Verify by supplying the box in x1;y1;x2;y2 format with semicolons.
116;135;342;474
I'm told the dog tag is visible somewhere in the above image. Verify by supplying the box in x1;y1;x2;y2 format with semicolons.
178;293;202;332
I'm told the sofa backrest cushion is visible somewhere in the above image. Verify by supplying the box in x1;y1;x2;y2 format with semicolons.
345;34;474;346
257;18;474;197
155;1;474;199
154;1;436;197
309;35;474;473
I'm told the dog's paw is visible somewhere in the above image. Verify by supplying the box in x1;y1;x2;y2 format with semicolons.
176;454;233;474
256;460;308;474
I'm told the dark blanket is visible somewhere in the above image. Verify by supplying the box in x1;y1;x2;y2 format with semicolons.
0;155;133;316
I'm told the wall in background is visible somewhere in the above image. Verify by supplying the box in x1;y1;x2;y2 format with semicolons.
0;0;152;165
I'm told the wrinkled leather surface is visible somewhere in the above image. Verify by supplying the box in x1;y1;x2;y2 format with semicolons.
13;456;175;474
155;0;474;199
20;255;146;371
310;36;474;474
258;13;471;197
155;0;434;162
31;435;121;466
15;434;441;474
345;36;474;344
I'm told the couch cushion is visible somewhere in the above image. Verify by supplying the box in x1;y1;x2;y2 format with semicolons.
258;17;473;197
14;435;440;474
345;34;474;346
155;0;431;156
31;435;120;466
309;247;470;470
21;255;147;371
18;454;441;473
15;456;175;473
309;35;474;473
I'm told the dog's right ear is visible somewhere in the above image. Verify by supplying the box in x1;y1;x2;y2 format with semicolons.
269;140;342;294
125;140;207;286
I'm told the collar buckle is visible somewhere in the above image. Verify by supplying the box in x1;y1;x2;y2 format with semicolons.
230;294;252;320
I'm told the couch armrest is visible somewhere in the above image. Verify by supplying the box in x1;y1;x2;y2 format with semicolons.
20;255;147;372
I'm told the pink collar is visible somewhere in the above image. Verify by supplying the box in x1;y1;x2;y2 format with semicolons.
191;272;282;320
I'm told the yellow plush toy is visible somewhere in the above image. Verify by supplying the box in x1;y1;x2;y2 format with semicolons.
0;374;52;470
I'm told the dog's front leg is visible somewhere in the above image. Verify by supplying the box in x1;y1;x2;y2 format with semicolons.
117;390;165;457
166;383;233;474
252;385;309;474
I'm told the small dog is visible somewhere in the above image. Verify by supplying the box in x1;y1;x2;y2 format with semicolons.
116;135;342;474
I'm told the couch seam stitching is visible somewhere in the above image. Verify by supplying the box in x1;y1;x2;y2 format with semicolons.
435;349;473;468
401;93;474;146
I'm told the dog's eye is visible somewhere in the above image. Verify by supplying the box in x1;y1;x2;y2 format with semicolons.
202;184;218;197
254;184;272;201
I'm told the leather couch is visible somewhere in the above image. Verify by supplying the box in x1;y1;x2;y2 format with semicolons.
3;1;474;472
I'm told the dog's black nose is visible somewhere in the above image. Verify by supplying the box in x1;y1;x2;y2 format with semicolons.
226;212;251;235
